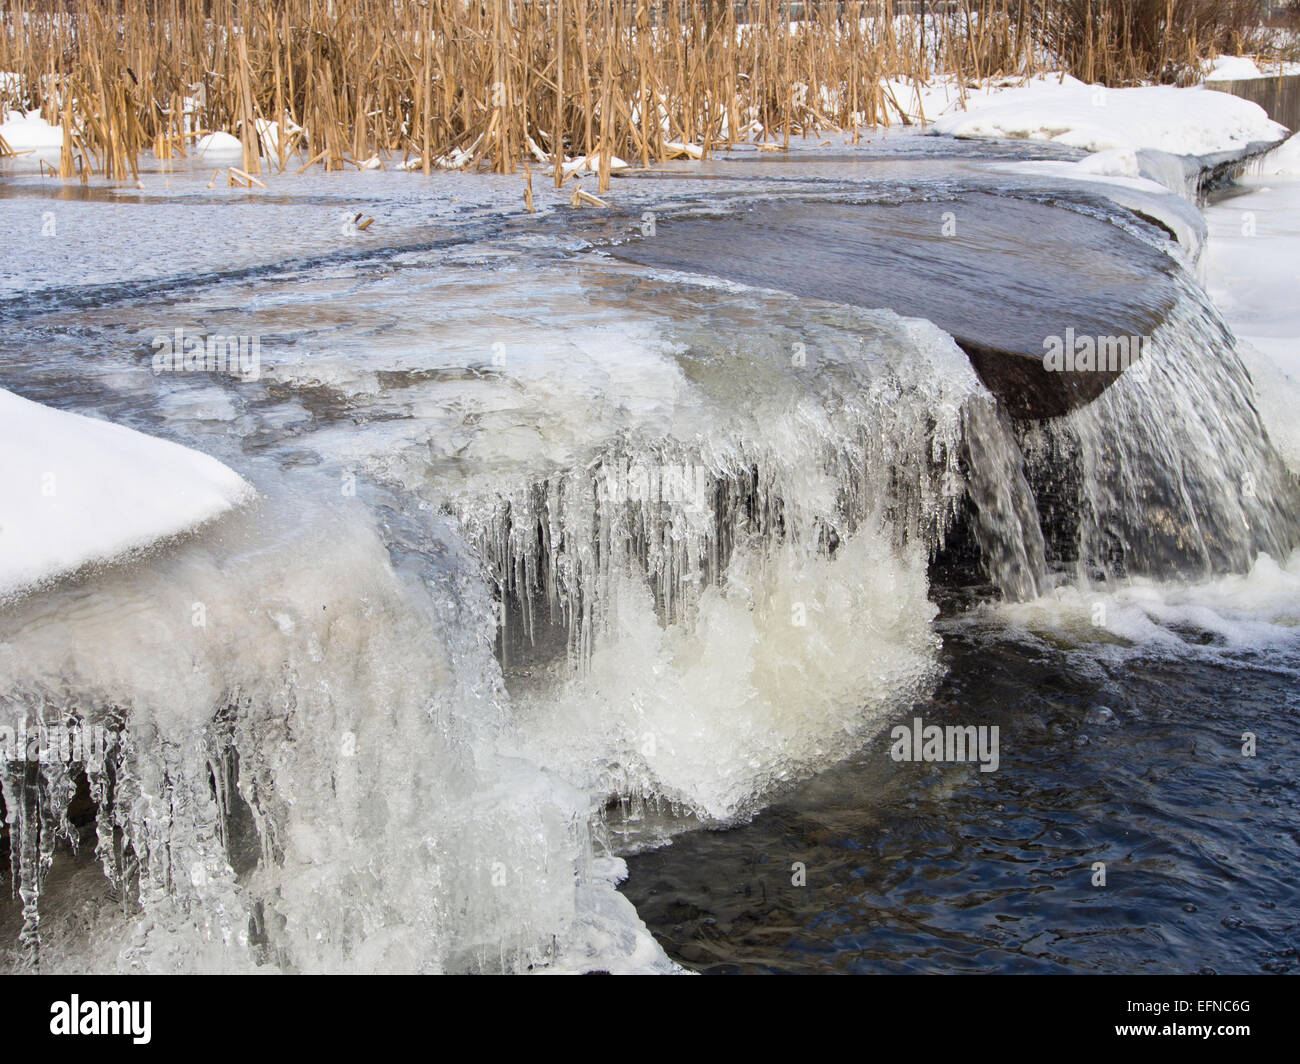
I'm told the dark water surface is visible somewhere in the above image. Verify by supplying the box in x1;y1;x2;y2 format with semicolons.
610;195;1180;417
621;621;1300;974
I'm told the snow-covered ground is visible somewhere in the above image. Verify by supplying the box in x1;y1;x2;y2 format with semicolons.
0;108;61;151
1204;54;1300;81
1202;136;1300;469
930;74;1287;155
0;388;255;597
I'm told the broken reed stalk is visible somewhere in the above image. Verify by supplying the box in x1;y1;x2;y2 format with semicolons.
0;1;1286;183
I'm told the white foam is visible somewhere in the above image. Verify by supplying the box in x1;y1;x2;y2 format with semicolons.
984;551;1300;659
511;531;942;823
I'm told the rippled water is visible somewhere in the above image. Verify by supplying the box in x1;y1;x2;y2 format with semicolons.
620;599;1300;974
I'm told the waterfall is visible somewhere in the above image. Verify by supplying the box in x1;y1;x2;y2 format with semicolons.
3;227;1297;973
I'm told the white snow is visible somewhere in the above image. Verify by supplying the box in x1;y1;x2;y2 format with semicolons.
996;146;1151;188
562;151;632;175
1204;54;1300;81
931;74;1288;156
1073;146;1142;176
1251;132;1300;175
0;389;255;598
1202;138;1300;469
195;131;244;159
252;115;303;157
884;75;984;124
0;108;62;151
1205;55;1266;82
660;142;702;160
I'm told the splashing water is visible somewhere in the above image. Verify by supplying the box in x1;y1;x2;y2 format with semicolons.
2;210;1297;972
1049;284;1298;583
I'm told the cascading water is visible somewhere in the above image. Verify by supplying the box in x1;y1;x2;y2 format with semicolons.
1044;284;1298;583
3;178;1298;973
0;490;663;973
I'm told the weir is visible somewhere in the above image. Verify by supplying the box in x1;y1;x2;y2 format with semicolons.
2;144;1299;974
608;192;1183;418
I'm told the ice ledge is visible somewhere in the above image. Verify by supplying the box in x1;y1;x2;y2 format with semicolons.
0;388;255;599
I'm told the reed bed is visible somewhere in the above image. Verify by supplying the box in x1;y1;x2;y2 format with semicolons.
0;1;1288;185
1034;1;1283;86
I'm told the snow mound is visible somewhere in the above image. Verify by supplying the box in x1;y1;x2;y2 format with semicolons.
1205;55;1265;82
0;389;255;597
1204;55;1300;81
0;109;62;151
1075;147;1141;176
195;131;243;158
931;76;1287;156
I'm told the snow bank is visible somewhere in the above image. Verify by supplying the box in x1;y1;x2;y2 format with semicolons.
1202;152;1300;470
0;389;255;597
931;75;1287;156
1205;55;1266;82
0;108;62;151
883;76;969;123
1204;54;1300;81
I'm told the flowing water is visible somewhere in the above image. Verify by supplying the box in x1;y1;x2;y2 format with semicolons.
1;133;1297;973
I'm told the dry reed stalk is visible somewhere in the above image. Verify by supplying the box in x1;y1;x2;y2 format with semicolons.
229;166;267;188
0;1;1283;183
295;148;329;175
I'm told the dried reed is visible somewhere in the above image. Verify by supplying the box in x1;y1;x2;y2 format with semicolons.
0;1;1286;186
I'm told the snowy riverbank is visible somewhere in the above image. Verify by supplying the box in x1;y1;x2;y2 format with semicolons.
0;388;254;598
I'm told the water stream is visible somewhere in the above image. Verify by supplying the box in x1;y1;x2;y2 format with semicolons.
2;132;1296;973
